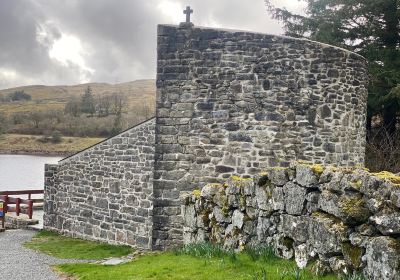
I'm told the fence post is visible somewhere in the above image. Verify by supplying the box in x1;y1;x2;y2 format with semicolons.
0;200;4;231
27;200;33;219
16;198;21;216
4;195;8;213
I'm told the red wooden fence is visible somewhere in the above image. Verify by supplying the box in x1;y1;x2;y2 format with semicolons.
0;190;44;219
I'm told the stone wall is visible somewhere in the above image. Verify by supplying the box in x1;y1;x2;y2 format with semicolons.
182;163;400;279
153;24;368;249
44;118;155;249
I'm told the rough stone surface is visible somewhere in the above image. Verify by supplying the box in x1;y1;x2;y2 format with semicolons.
283;182;306;215
370;212;400;236
154;24;367;249
182;164;400;279
44;119;155;249
5;213;39;229
364;237;400;280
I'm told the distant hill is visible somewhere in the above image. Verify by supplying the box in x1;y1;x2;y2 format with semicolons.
0;79;156;139
0;79;155;100
0;79;156;115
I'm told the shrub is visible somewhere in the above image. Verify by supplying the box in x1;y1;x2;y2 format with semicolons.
8;90;31;101
366;127;400;173
51;130;62;143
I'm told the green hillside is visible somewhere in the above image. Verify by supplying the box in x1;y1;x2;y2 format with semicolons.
0;80;156;154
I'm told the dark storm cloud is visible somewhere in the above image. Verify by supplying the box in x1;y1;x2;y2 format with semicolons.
0;0;303;89
0;1;53;80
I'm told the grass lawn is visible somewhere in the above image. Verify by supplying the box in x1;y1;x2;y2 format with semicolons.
25;231;342;280
57;252;339;280
24;230;133;260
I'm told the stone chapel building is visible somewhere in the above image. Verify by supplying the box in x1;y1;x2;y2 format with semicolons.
44;22;368;250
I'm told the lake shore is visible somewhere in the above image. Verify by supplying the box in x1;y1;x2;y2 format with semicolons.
0;134;104;157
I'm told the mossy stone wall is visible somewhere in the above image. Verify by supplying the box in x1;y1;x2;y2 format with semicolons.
182;164;400;279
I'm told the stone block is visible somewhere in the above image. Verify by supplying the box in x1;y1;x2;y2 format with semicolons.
283;182;306;215
364;236;400;280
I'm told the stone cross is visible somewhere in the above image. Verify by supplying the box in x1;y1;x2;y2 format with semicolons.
183;6;193;23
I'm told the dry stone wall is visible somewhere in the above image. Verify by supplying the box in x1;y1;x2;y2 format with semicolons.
182;163;400;279
154;24;368;249
44;118;155;249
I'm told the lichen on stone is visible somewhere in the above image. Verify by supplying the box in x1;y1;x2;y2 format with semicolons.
239;195;246;209
311;164;325;175
192;189;201;198
311;211;347;233
339;196;370;223
350;180;362;190
230;175;253;182
296;161;325;175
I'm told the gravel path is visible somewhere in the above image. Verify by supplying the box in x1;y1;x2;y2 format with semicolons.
0;229;88;280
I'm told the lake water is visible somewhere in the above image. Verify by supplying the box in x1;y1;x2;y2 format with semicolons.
0;154;63;192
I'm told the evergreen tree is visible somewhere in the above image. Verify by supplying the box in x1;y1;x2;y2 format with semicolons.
81;86;95;115
111;111;123;136
265;0;400;133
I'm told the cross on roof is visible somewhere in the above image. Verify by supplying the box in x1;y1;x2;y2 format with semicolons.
183;6;193;23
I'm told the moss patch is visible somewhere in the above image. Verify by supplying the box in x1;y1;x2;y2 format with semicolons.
339;196;370;223
192;189;201;198
311;212;347;233
311;164;325;175
231;175;253;182
388;238;400;253
342;242;363;268
350;180;363;190
371;171;400;186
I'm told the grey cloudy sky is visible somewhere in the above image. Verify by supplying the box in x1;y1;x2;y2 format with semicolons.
0;0;306;89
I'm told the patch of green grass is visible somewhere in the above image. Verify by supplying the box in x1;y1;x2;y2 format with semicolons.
25;230;133;260
57;244;339;280
244;244;278;262
174;242;226;258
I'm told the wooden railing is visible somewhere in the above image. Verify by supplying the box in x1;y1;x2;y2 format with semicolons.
0;190;44;219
